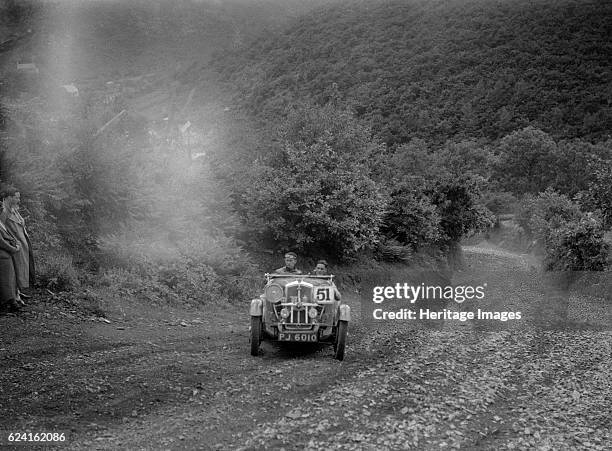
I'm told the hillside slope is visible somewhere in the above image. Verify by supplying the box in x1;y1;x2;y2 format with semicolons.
215;0;612;145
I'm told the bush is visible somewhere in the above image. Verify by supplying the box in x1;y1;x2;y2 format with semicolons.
427;175;494;243
578;161;612;229
97;224;255;274
380;176;441;249
383;139;494;245
551;139;610;197
36;251;81;291
516;190;609;270
239;103;386;260
516;190;582;240
96;223;260;304
92;267;177;305
544;216;610;271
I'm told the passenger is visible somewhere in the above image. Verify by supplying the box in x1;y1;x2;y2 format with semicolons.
274;252;302;274
313;259;329;275
313;260;341;300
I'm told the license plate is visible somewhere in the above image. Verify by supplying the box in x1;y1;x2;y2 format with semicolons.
278;332;317;342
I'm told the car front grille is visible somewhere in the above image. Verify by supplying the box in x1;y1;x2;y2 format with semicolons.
285;284;313;303
288;307;307;324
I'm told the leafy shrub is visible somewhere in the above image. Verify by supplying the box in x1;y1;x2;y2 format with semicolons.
92;267;177;305
551;139;610;197
427;175;494;243
544;216;610;271
156;261;222;303
516;190;609;270
578;161;612;229
381;138;494;246
380;176;441;249
97;223;260;304
98;224;255;274
516;189;582;239
36;251;81;291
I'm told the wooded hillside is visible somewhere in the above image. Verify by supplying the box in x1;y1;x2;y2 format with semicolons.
215;0;612;145
209;0;610;268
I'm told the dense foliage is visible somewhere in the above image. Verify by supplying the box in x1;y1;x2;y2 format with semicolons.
215;0;612;145
517;190;609;270
516;190;582;241
235;103;386;259
544;216;610;271
494;127;611;196
578;162;612;229
380;177;441;249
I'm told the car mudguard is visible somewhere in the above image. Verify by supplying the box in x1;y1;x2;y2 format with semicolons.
339;304;351;322
250;298;263;316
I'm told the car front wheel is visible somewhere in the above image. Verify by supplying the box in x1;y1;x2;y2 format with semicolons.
250;316;262;356
334;320;348;361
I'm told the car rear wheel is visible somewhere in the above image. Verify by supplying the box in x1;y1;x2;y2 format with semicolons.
250;316;262;356
334;320;348;361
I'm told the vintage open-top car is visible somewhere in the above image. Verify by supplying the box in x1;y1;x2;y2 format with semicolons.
249;273;350;360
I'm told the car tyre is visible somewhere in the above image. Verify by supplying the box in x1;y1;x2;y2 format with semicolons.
250;316;262;356
334;320;348;361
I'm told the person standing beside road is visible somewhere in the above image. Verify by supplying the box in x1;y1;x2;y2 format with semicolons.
0;185;35;303
0;209;21;312
274;252;302;274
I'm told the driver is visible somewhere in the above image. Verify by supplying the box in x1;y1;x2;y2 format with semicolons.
274;252;302;274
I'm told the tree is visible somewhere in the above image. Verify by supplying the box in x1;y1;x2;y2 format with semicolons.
239;103;386;260
516;189;582;239
428;174;493;244
380;176;441;249
578;161;612;229
495;126;558;195
550;139;610;197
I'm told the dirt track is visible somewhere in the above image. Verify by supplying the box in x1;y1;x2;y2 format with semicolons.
1;244;610;450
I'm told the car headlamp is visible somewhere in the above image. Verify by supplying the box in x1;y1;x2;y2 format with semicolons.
308;307;318;318
265;284;284;303
280;308;290;319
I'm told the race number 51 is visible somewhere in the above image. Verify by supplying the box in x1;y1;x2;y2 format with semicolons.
316;287;332;302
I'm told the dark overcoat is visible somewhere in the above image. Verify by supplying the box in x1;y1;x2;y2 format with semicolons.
0;224;18;303
2;209;35;288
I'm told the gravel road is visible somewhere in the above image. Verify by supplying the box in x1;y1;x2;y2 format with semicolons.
1;244;610;450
